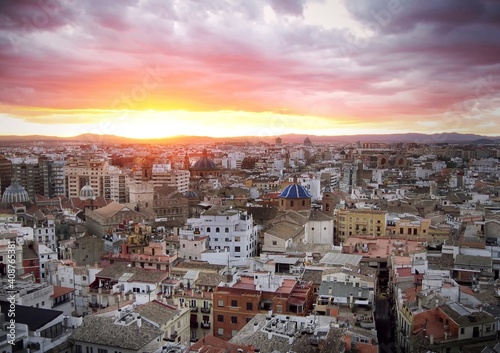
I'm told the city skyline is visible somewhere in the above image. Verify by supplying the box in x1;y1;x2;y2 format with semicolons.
1;0;499;138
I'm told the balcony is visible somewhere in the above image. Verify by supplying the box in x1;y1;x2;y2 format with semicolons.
201;322;211;329
190;322;199;328
200;307;211;314
167;331;178;342
190;306;199;312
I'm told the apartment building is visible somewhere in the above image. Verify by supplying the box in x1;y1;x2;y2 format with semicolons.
336;209;387;242
64;157;108;198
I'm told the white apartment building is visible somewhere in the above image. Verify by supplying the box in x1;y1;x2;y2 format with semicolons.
179;206;258;260
104;165;128;203
33;216;57;252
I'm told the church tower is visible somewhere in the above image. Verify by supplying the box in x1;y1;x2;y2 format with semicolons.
322;185;335;216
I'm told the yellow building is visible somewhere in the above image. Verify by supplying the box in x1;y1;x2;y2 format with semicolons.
336;209;387;243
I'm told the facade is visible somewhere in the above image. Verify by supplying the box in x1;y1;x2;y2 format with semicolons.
44;159;66;197
179;206;258;260
153;186;189;221
336;209;387;242
64;157;108;198
33;216;57;252
0;154;12;195
85;201;150;237
38;243;58;283
135;300;191;344
22;243;40;283
213;272;314;341
104;165;128;203
305;209;334;244
11;157;44;199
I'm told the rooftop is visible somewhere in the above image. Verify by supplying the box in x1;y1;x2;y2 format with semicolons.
70;315;162;350
134;300;180;326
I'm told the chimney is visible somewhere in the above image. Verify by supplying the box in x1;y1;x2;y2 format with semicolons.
253;322;259;333
268;331;273;339
386;245;390;255
429;334;434;345
288;335;294;344
137;315;142;328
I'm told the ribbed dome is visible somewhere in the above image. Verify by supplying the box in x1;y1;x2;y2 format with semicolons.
184;190;198;198
279;184;312;199
191;149;218;171
2;182;30;205
79;184;95;200
191;157;218;170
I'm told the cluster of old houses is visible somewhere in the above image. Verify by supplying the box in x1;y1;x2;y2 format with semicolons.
1;141;500;353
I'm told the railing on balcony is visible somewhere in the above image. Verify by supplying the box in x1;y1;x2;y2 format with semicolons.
200;307;211;314
201;322;211;329
190;306;198;312
168;331;178;342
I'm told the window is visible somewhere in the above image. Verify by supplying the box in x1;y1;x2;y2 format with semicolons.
216;227;220;232
86;347;94;353
276;305;283;313
225;228;229;233
231;316;237;324
218;299;224;307
207;227;211;232
290;200;294;207
246;302;253;311
460;328;465;335
98;349;108;353
75;345;82;353
231;300;238;307
218;315;224;322
217;328;224;336
235;246;241;253
272;241;277;246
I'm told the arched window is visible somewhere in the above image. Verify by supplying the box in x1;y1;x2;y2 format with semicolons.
216;227;220;233
206;227;211;233
225;227;229;233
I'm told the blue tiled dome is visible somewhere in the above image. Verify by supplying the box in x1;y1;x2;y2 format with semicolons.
2;182;30;204
279;184;312;199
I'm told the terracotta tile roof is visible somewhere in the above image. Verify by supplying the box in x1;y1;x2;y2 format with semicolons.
51;285;76;298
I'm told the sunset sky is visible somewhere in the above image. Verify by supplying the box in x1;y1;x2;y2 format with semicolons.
0;0;499;138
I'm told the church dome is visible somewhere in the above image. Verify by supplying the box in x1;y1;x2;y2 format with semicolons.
2;182;30;205
79;184;95;200
191;149;218;171
184;190;199;198
279;184;312;199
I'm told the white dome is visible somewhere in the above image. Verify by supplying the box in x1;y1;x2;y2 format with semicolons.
79;184;95;200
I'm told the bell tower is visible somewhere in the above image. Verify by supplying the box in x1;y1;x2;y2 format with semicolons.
322;185;334;216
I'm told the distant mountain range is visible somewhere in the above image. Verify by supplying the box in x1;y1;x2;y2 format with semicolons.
0;132;499;145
